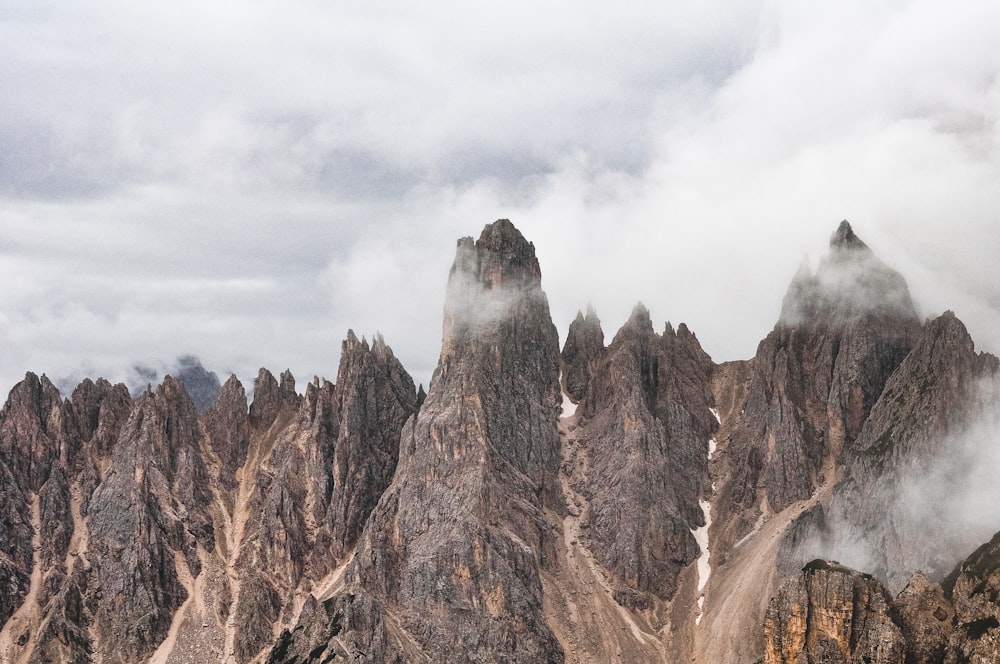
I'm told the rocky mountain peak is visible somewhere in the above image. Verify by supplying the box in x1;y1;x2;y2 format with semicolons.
442;219;553;362
6;218;1000;664
829;218;868;252
205;374;250;489
0;372;67;493
603;302;655;351
249;367;300;431
561;304;605;402
175;355;222;413
474;217;542;288
780;221;917;326
275;219;566;663
624;301;653;334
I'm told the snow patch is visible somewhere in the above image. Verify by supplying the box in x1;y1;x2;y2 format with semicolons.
559;372;577;418
693;435;718;626
693;496;713;626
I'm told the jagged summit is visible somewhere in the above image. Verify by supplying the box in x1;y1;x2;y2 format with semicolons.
624;301;654;333
562;303;605;402
780;221;917;325
829;219;869;253
452;218;542;290
442;219;552;358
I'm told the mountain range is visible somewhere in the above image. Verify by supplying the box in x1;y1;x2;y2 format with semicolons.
1;219;999;663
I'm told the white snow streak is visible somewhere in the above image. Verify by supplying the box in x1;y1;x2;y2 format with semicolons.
559;372;577;418
693;427;718;626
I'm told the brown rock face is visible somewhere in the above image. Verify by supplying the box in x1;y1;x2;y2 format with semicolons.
0;331;417;664
87;376;214;663
326;331;417;555
764;560;905;664
717;221;920;558
205;374;251;490
892;571;953;664
560;305;604;403
270;219;565;662
944;530;1000;663
566;305;715;614
229;337;418;663
787;311;1000;592
249;367;300;432
766;537;1000;664
0;373;67;494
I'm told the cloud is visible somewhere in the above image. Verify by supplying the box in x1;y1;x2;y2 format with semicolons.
0;0;998;396
790;376;1000;592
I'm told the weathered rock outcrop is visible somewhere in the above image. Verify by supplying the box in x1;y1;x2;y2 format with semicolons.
87;376;214;663
766;536;1000;664
787;311;1000;592
715;221;921;565
765;560;906;664
229;335;418;663
205;374;251;490
560;305;604;403
0;457;32;626
249;368;301;432
270;219;565;662
0;373;68;495
944;530;1000;663
326;331;418;556
892;571;953;664
565;305;715;617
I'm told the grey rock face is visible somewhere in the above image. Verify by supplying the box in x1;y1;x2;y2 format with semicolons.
228;338;417;663
788;311;1000;592
560;304;604;403
568;304;716;613
271;219;565;663
249;367;301;432
0;373;67;495
86;376;214;663
204;374;250;490
717;221;921;557
326;331;417;556
175;355;223;413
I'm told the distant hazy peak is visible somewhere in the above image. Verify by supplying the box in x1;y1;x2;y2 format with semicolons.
779;220;917;326
829;219;869;253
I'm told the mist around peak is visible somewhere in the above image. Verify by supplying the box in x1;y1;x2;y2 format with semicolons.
778;221;917;327
788;356;1000;594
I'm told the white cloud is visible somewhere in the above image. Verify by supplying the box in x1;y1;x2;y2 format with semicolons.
0;0;998;395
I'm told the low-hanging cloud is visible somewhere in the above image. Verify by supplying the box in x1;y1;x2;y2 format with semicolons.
789;376;1000;593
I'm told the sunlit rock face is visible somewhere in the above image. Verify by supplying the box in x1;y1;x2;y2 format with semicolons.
765;539;1000;664
765;560;905;664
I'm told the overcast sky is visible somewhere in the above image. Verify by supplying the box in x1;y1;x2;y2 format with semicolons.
1;0;998;396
